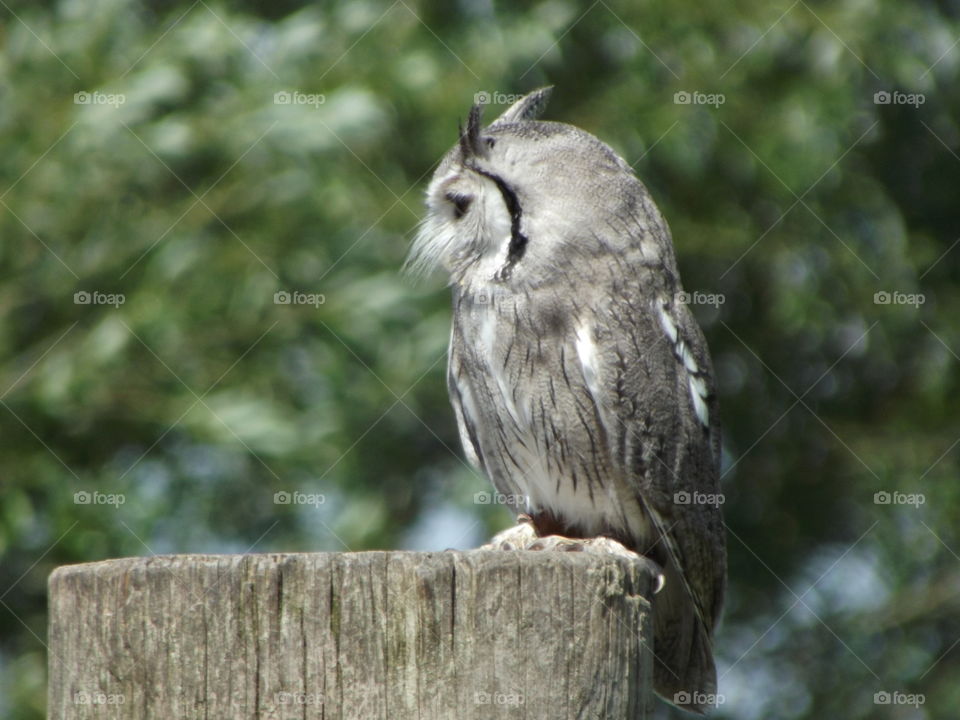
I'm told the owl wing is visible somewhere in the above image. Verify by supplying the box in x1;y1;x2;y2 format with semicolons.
583;277;725;701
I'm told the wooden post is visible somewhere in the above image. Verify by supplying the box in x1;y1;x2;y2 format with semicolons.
48;551;655;719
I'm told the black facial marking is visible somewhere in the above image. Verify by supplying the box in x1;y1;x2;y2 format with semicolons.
471;166;528;277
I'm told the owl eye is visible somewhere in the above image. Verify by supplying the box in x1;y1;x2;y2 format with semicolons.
445;191;473;219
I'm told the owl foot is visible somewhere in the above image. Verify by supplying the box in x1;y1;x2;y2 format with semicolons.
480;524;665;592
526;535;667;593
480;514;539;550
526;534;630;557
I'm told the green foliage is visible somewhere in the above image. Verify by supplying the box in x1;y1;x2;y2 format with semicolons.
1;1;958;718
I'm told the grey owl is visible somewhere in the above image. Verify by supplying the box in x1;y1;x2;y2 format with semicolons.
408;88;726;714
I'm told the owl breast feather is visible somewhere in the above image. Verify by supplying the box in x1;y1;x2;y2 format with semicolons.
448;286;656;544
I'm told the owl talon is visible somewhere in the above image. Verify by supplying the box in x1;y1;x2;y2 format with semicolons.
480;517;540;551
580;538;668;592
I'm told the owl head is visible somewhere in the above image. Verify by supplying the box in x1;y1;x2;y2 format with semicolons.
407;87;677;294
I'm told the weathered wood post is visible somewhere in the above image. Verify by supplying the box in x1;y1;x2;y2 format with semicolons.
48;551;655;719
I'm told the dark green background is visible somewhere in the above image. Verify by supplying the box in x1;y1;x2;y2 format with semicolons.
1;1;957;717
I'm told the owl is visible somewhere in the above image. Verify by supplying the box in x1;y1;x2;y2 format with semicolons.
408;88;726;714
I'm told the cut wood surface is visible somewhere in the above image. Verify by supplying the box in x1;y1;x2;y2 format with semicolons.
48;551;655;719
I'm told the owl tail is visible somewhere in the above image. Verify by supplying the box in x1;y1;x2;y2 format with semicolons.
650;558;718;715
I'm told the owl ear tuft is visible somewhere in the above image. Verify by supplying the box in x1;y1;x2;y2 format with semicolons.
459;104;487;159
490;86;553;127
